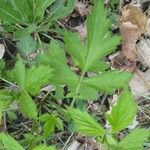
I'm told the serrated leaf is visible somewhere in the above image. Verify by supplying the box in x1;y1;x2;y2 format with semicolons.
33;0;55;22
88;60;109;72
0;133;24;150
54;85;64;99
119;128;150;150
0;0;55;24
50;0;76;20
0;0;25;23
38;40;79;85
38;40;66;65
39;114;58;137
43;118;55;137
38;1;130;103
67;107;105;137
83;71;132;93
39;113;51;122
19;90;38;120
0;90;12;123
79;84;99;100
55;117;64;130
13;58;25;88
86;1;120;66
16;36;37;56
106;134;119;148
14;28;30;41
25;65;53;95
63;31;86;69
106;89;137;132
63;0;120;72
10;0;32;23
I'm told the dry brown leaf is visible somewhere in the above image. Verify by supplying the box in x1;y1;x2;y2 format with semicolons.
137;38;150;67
0;44;5;59
110;52;136;71
75;1;90;16
146;18;150;36
67;141;81;150
74;24;87;40
120;5;147;60
129;69;150;99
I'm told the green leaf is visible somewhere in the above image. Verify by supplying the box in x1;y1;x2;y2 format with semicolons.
54;85;64;99
83;71;132;93
13;25;37;40
16;36;37;56
38;1;129;102
38;40;79;85
39;113;51;122
0;133;24;150
19;90;38;120
119;128;150;150
55;117;64;130
88;60;109;72
63;31;86;70
79;84;99;100
43;119;55;137
0;0;24;23
22;134;43;149
39;113;63;136
85;0;120;71
106;89;137;133
39;114;56;137
32;145;55;150
67;107;105;137
13;58;26;88
106;134;119;148
63;0;120;72
10;0;32;23
0;90;12;122
25;65;53;95
0;0;55;24
50;0;76;20
33;0;56;22
0;59;5;73
38;40;67;65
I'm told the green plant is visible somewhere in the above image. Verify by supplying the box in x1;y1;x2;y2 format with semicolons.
0;133;55;150
0;58;53;120
67;89;150;149
0;0;75;33
38;0;131;106
0;0;149;149
0;0;76;58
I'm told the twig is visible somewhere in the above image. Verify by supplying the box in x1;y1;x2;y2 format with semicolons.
62;132;74;150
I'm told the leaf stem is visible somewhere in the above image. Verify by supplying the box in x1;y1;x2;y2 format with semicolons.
70;70;86;107
0;77;18;88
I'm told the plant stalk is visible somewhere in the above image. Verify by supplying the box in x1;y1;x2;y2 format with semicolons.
70;70;86;107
